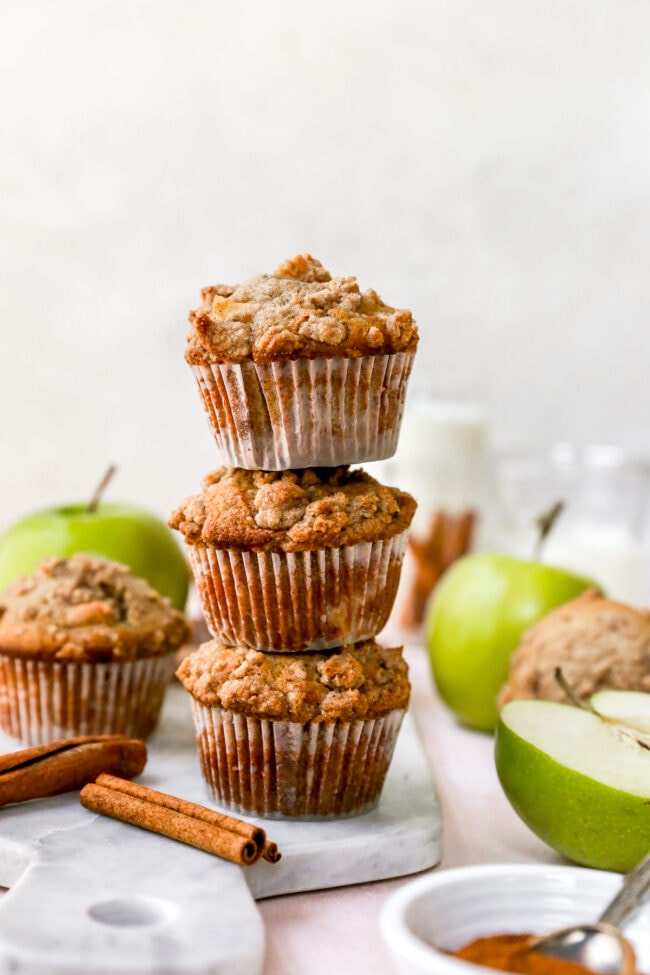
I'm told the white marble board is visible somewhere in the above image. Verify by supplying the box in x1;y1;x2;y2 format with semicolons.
0;684;442;974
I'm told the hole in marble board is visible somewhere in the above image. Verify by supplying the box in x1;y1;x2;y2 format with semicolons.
88;896;176;927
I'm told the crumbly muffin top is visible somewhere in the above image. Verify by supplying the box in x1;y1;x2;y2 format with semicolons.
499;589;650;707
169;466;416;552
185;254;418;365
177;638;410;722
0;555;192;662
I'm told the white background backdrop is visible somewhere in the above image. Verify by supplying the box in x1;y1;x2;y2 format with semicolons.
1;0;650;528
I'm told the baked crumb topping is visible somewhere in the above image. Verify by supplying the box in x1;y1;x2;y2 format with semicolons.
177;638;410;722
0;554;191;662
169;466;416;552
185;254;418;364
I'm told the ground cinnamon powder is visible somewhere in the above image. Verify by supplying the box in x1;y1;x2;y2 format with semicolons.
451;933;604;974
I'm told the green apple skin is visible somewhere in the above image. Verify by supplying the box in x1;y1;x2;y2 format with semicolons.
496;701;650;872
426;553;595;732
0;503;190;610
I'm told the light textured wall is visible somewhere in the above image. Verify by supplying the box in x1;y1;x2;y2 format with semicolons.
1;0;649;528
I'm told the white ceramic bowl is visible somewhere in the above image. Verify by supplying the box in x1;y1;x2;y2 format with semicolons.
380;863;650;975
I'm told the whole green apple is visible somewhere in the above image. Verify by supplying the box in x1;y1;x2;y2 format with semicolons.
426;553;595;732
496;694;650;872
0;503;190;610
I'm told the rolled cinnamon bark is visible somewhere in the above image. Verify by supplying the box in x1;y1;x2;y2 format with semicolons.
94;773;265;852
262;840;281;864
80;782;260;866
0;737;147;807
401;509;476;628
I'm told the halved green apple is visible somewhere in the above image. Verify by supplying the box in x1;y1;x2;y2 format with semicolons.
496;693;650;872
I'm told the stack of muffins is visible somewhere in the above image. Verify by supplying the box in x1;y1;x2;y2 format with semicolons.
172;254;419;818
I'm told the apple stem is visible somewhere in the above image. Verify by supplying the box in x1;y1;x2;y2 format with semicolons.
534;500;565;561
87;465;117;514
554;668;596;713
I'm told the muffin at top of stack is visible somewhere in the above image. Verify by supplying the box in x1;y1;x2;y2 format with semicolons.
185;254;418;469
186;253;417;363
0;554;191;744
169;465;416;652
177;637;410;818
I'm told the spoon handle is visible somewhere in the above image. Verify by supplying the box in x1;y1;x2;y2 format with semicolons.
600;852;650;927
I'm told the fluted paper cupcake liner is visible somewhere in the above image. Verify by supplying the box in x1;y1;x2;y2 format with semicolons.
187;531;408;651
191;701;405;819
191;352;414;469
0;652;177;745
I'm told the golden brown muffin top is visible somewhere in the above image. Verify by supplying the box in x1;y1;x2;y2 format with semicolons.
185;254;418;365
0;554;192;662
498;589;650;707
177;638;410;722
169;466;416;552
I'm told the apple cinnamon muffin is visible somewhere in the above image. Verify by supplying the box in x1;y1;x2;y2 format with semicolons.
185;254;418;469
0;554;191;744
178;638;410;818
169;465;416;651
499;590;650;707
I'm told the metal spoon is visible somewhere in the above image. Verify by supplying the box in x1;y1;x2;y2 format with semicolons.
529;853;650;974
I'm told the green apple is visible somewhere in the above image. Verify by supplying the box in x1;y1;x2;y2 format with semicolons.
496;693;650;872
0;503;190;610
426;553;595;732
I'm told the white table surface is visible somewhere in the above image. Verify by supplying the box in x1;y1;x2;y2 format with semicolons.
259;631;562;975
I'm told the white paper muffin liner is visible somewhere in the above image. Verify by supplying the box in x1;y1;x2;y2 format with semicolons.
191;700;405;819
0;652;177;745
191;352;414;469
187;531;408;651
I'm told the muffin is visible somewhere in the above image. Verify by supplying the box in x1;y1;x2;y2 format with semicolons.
0;554;191;744
498;589;650;707
169;466;416;651
177;638;410;818
185;254;418;469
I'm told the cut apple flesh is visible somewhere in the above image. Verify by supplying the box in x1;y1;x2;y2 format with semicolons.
499;699;650;796
496;694;650;871
592;690;650;736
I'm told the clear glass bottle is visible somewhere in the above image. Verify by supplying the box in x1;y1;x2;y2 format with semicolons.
370;394;493;633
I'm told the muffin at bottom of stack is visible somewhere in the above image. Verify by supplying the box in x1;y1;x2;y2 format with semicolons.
0;554;191;744
177;638;410;819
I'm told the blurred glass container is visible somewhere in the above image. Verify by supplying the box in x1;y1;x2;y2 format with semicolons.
495;444;650;605
372;395;493;630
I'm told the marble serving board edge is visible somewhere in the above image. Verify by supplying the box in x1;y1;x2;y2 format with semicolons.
0;684;442;974
133;683;442;900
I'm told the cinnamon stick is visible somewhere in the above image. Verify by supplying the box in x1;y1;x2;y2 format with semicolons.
262;840;281;864
94;773;265;852
401;508;476;628
80;782;260;864
0;736;146;807
80;776;281;867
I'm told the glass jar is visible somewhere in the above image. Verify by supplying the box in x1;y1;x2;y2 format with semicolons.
494;444;650;605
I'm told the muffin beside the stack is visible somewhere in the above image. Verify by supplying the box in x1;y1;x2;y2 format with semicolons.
0;553;191;745
174;254;418;819
499;589;650;706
